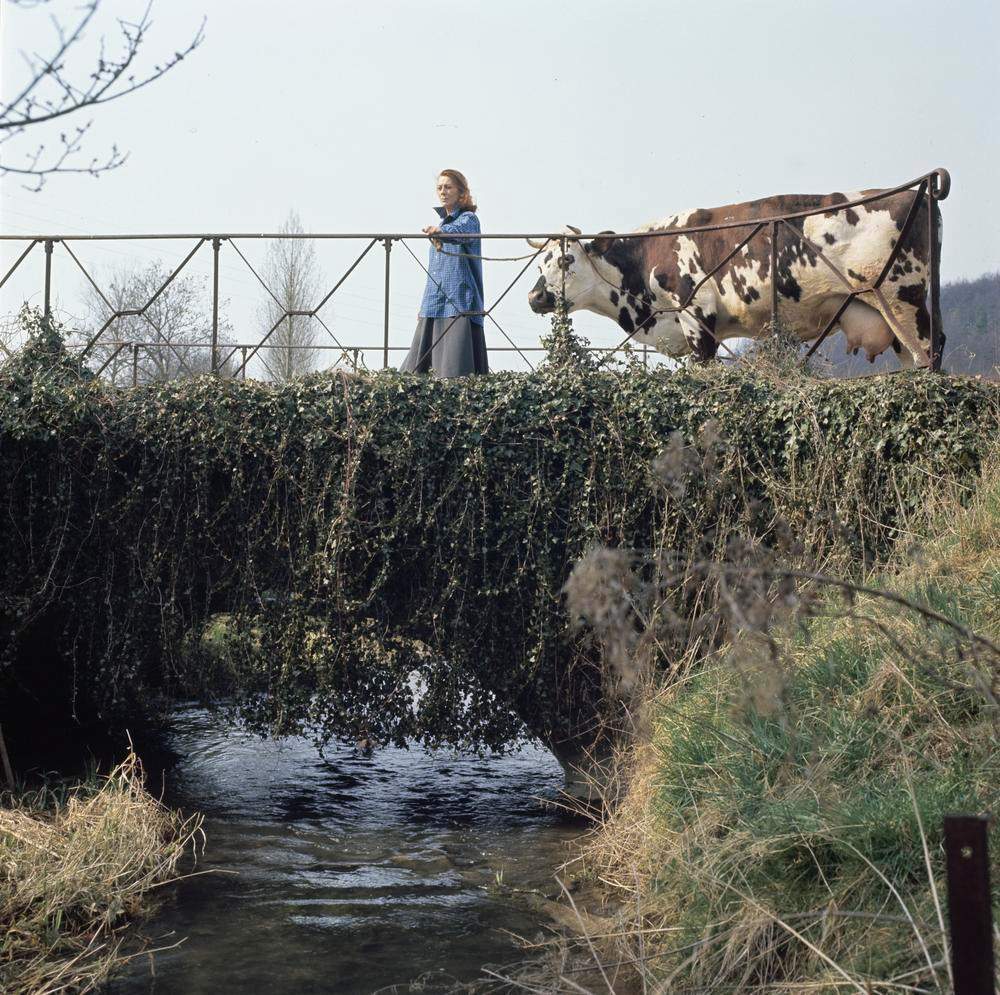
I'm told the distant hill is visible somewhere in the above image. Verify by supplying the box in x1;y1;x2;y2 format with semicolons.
809;272;1000;378
939;272;1000;375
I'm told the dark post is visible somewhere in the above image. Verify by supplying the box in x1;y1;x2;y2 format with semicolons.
769;221;779;330
0;722;14;789
43;239;54;319
241;346;248;381
382;238;392;369
944;815;994;995
928;176;942;372
560;235;567;302
211;237;222;374
132;343;139;387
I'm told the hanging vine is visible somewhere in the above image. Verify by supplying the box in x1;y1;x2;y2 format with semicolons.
1;311;995;756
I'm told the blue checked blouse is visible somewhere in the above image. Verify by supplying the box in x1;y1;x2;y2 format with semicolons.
418;206;484;326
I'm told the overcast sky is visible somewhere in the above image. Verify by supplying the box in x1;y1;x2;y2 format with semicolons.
2;0;997;370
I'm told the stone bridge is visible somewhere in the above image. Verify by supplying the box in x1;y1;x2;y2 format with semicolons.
1;334;993;795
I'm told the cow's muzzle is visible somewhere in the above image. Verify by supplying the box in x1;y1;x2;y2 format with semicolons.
528;276;557;314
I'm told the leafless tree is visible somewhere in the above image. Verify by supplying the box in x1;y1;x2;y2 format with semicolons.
1;0;204;190
75;260;234;384
256;210;322;382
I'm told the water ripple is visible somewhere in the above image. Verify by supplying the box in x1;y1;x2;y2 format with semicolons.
114;707;576;995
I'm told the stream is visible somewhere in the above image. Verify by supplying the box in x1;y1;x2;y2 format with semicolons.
112;708;579;994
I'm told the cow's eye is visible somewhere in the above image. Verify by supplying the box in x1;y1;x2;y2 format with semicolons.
558;253;575;271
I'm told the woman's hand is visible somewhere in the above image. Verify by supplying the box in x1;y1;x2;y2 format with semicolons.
423;224;443;251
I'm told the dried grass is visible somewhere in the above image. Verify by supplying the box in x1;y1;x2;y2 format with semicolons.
0;751;204;995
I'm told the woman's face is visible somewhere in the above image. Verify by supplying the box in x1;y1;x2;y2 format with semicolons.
437;175;461;211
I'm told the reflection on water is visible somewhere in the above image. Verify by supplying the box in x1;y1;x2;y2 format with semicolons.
113;709;576;995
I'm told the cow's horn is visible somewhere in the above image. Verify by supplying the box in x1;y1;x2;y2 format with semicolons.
526;237;547;249
566;224;582;236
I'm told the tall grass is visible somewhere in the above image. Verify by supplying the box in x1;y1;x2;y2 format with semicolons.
497;444;1000;993
0;752;204;995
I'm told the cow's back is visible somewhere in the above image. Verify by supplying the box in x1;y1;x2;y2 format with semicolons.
641;186;929;322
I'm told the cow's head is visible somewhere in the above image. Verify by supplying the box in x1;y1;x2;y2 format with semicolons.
526;226;617;314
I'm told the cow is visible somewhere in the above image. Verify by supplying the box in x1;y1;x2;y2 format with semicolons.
527;171;948;369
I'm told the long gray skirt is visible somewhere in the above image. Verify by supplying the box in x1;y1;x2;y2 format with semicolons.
399;316;489;377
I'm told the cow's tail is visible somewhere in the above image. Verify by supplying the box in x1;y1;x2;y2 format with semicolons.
929;168;949;370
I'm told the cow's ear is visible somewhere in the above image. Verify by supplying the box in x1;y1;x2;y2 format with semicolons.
588;231;617;256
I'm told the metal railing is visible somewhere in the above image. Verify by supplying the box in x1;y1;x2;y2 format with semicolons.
51;339;655;386
0;168;949;379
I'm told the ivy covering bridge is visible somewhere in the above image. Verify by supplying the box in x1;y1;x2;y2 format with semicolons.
0;322;996;780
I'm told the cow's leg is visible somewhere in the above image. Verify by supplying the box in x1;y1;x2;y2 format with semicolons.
684;312;719;362
893;339;916;370
678;287;720;363
871;271;932;368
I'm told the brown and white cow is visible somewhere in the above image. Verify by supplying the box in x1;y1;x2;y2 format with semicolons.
527;173;947;368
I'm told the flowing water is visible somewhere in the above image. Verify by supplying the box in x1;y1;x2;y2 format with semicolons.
113;709;579;995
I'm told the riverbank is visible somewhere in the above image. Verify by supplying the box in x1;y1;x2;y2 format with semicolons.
518;441;1000;992
0;752;203;995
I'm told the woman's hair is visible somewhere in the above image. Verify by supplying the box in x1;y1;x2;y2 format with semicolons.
439;169;476;211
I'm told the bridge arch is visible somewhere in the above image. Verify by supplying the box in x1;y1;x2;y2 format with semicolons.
1;330;992;797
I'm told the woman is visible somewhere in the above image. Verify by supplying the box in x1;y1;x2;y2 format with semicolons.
400;169;489;376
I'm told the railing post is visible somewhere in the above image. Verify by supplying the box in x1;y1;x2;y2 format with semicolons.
382;238;392;369
43;239;54;320
928;175;942;372
241;346;247;381
211;237;222;374
132;343;139;387
769;221;779;331
944;815;994;995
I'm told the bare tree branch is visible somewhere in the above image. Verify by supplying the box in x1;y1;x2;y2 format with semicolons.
74;260;234;384
0;0;204;189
